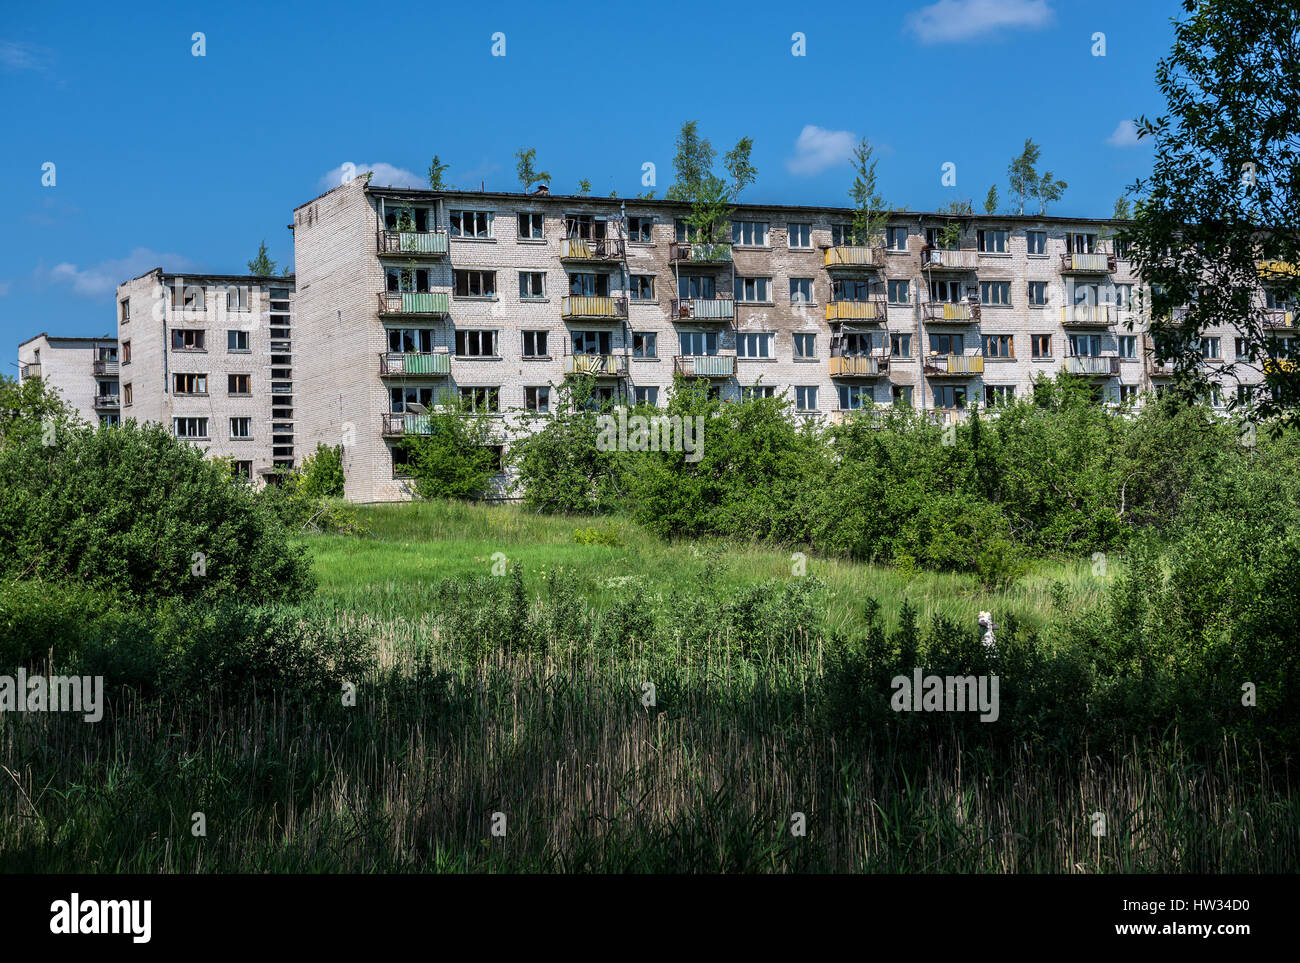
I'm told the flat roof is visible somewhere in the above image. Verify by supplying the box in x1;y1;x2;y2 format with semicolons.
121;267;295;286
18;332;117;349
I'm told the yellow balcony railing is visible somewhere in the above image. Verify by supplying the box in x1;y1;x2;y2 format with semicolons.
826;300;886;321
824;246;884;269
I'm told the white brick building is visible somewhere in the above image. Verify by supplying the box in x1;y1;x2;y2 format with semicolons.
16;333;120;426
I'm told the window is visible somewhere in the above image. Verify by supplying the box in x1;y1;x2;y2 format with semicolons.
228;374;251;395
522;330;549;358
679;331;719;355
788;223;812;248
737;333;775;358
1067;233;1098;254
932;385;968;410
123;383;133;406
173;373;207;395
387;267;431;292
122;341;132;364
840;332;874;356
570;272;610;297
571;330;612;354
630;275;655;301
120;299;130;323
390;386;436;413
227;330;250;351
174;417;208;439
832;278;877;302
984;385;1015;407
742;385;776;400
832;225;864;246
980;281;1011;305
888;279;910;304
1027;281;1049;306
1026;230;1047;255
171;329;205;351
678;274;715;299
929;279;964;303
627;216;654;243
524;386;550;413
173;284;205;310
1031;334;1052;358
1201;336;1222;359
886;226;908;251
227;286;250;311
794;333;817;359
978;229;1008;253
789;278;812;303
519;272;546;299
982;334;1014;358
454;270;496;298
837;384;872;410
890;333;912;358
892;385;914;407
388;328;435;353
634;386;659;406
517;212;544;240
232;460;253;478
632;331;657;358
737;277;771;302
732;221;769;246
1119;384;1139;404
456;330;499;357
1118;335;1137;359
1068;334;1102;357
450;210;493;238
458;387;500;413
1113;284;1133;309
230;417;252;439
928;333;964;354
1235;337;1253;359
795;386;818;412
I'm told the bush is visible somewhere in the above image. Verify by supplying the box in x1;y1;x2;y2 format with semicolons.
0;421;314;605
398;404;499;500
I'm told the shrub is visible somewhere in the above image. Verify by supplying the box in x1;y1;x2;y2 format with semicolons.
398;404;499;500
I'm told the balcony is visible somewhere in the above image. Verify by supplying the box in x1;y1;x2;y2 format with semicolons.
19;363;40;380
377;230;449;258
382;413;435;437
1257;260;1300;279
93;394;121;409
1060;252;1117;274
379;352;450;376
93;359;120;376
922;249;979;270
923;301;981;323
1263;357;1299;374
829;353;889;377
668;241;733;264
377;292;450;316
1062;304;1115;327
923;353;985;376
824;246;885;270
826;298;887;322
672;297;735;321
559;237;626;261
1063;354;1120;377
563;354;628;378
561;295;628;320
1263;309;1295;330
673;354;735;378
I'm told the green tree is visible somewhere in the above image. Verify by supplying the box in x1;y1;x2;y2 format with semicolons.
984;184;999;215
1123;0;1300;422
666;120;716;202
247;240;276;276
1007;139;1042;215
0;372;79;449
724;137;757;201
427;154;449;190
1035;170;1068;215
398;401;499;499
577;178;591;195
514;148;550;192
848;138;889;246
1113;195;1132;220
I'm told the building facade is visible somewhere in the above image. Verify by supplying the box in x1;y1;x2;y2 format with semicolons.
293;175;1275;502
16;333;121;426
113;269;297;480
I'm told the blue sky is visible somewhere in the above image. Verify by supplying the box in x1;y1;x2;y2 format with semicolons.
1;0;1182;349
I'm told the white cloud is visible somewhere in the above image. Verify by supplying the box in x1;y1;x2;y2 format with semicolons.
0;280;11;297
1107;119;1142;147
317;162;424;191
904;0;1053;44
786;126;858;177
45;249;197;298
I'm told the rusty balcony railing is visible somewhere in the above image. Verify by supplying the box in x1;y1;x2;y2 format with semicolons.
563;353;628;378
379;352;451;376
1060;252;1117;274
559;237;626;261
825;297;887;321
1063;354;1120;376
673;354;735;378
829;353;890;377
824;246;886;269
561;295;628;320
923;301;981;323
923;353;985;376
377;230;449;257
672;297;735;321
922;249;979;270
668;241;733;264
377;291;450;316
1062;303;1115;327
94;394;121;408
93;359;120;376
382;412;436;437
